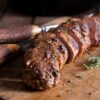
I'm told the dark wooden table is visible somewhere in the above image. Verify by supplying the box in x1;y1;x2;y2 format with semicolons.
0;1;100;100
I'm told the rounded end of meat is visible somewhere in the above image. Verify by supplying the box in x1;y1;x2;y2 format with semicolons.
23;60;60;90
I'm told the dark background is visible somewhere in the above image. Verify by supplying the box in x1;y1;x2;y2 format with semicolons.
7;0;99;16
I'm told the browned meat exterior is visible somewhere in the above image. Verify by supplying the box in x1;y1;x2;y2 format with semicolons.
23;32;68;90
23;45;60;90
33;32;68;66
80;17;92;49
23;16;100;90
92;17;100;45
58;21;86;56
82;17;97;46
71;21;87;56
52;23;79;62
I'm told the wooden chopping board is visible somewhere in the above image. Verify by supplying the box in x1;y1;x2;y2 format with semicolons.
0;46;100;100
0;15;100;100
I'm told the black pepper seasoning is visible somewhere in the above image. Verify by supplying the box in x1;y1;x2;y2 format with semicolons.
51;38;59;42
66;90;70;92
88;92;92;96
58;45;65;54
56;94;61;97
67;80;72;83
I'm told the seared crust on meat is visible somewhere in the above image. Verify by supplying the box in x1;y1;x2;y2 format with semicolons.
24;44;60;90
33;32;68;65
59;22;86;56
80;17;91;49
23;60;60;90
83;17;97;46
71;21;86;56
23;32;68;90
23;16;100;90
92;16;100;45
53;23;79;62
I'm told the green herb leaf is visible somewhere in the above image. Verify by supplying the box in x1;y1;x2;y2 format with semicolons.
63;28;68;33
66;18;72;24
83;56;100;69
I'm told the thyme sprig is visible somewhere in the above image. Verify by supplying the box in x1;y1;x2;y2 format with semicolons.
83;56;100;69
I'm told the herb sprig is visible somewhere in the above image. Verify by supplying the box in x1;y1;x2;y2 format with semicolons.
83;56;100;69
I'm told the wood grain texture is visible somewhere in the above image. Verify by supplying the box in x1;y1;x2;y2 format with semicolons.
0;46;100;100
0;15;100;100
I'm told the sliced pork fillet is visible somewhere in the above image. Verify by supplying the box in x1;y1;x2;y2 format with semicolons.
24;43;61;90
23;16;100;91
83;17;97;46
53;24;79;62
80;17;92;49
92;16;100;45
23;60;60;90
59;21;86;56
33;32;68;65
23;33;68;90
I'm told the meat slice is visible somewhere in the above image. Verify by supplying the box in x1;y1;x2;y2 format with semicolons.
80;17;92;48
53;24;79;62
71;21;87;55
33;32;68;66
23;33;68;90
24;41;61;70
23;16;100;91
92;16;100;45
83;17;97;46
23;44;60;90
23;60;60;90
58;22;86;56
